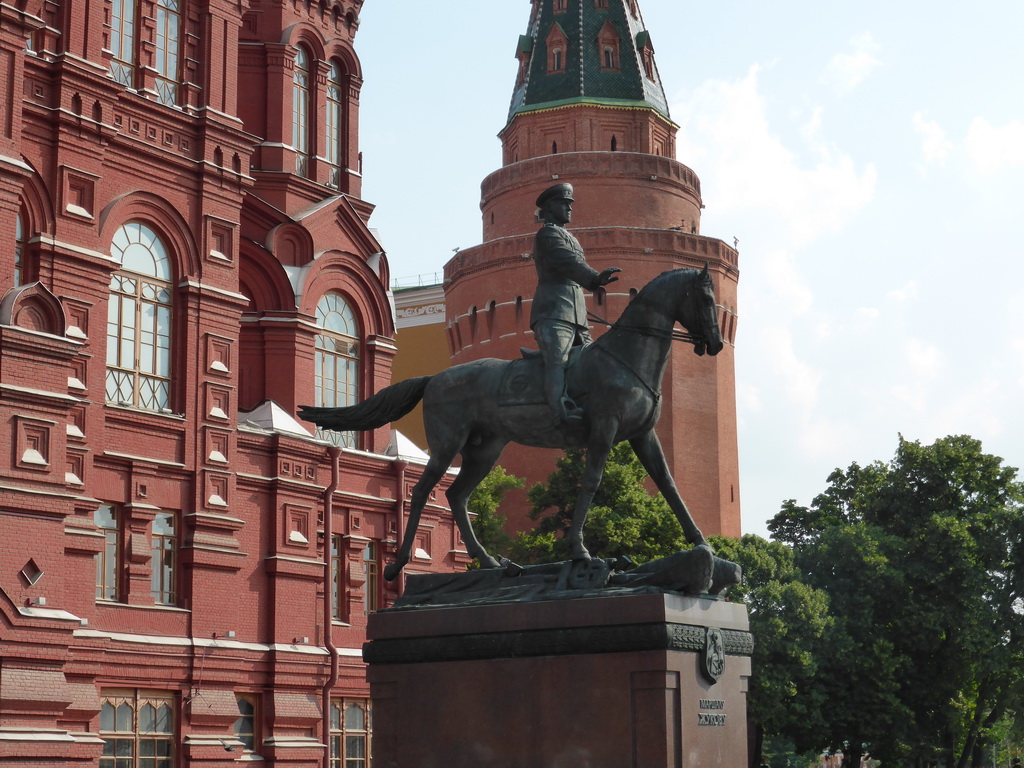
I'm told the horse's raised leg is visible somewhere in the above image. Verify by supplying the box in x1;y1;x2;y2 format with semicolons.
445;434;508;570
566;430;616;561
385;452;453;581
629;430;707;547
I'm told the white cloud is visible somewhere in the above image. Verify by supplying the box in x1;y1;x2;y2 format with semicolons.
904;337;943;379
886;280;918;303
765;324;823;408
912;112;953;170
798;415;851;459
1013;338;1024;386
763;249;814;315
801;107;824;142
736;381;763;414
673;66;877;249
822;33;881;92
926;378;1007;443
889;383;930;414
965;117;1024;175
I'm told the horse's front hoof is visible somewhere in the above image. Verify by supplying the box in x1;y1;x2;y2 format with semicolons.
477;554;502;570
569;546;592;562
383;560;405;582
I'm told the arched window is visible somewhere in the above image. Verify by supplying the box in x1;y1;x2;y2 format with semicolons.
14;211;24;287
110;0;182;105
293;46;311;178
325;61;344;189
314;292;360;448
551;48;563;72
106;222;173;411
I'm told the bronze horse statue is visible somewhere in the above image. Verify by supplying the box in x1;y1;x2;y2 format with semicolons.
298;266;724;581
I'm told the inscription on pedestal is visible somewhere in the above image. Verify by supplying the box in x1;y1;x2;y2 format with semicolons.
698;698;727;727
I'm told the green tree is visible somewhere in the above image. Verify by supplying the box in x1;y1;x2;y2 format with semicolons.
466;465;524;563
509;442;686;564
712;534;833;766
768;435;1024;768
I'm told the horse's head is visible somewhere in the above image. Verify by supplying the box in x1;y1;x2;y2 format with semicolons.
683;265;724;357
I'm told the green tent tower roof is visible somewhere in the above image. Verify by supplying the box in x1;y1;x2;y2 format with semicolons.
506;0;672;127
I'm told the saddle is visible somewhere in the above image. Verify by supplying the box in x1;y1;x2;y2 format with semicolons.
497;346;585;408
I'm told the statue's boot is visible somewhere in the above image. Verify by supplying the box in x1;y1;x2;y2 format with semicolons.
544;364;584;424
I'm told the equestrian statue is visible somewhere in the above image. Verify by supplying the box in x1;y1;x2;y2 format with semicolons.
298;184;730;594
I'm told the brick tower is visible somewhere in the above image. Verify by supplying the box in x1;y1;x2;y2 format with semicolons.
445;0;741;537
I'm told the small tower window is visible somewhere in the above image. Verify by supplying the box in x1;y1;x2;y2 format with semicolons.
546;23;568;74
637;31;657;79
611;135;617;151
598;21;621;70
554;0;567;11
516;53;529;87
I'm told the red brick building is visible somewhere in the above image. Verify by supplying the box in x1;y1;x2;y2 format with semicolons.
444;0;742;537
0;1;465;765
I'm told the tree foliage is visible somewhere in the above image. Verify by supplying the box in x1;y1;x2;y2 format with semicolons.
765;435;1024;768
467;465;524;562
711;534;833;761
509;442;686;564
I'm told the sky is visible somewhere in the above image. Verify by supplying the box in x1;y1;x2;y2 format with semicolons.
354;1;1024;539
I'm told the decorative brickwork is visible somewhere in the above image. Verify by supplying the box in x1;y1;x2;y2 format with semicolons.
0;1;462;765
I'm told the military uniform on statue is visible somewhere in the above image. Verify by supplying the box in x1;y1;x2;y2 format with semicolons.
530;182;621;425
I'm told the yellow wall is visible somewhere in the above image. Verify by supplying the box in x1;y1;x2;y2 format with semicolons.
391;286;450;450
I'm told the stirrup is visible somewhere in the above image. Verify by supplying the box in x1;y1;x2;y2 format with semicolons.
560;397;585;423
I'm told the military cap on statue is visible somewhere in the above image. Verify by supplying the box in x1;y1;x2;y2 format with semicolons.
535;183;575;208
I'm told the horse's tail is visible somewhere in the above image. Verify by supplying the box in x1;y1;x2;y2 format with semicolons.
297;376;432;432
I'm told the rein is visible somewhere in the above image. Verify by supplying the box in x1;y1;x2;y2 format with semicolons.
590;343;662;432
585;311;711;346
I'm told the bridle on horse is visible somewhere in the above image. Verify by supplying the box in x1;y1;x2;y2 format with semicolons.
595;317;708;346
585;282;721;349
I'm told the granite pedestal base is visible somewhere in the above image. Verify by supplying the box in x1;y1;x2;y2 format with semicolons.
364;592;752;768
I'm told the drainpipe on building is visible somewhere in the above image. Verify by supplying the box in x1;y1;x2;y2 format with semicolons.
322;445;341;768
392;459;408;596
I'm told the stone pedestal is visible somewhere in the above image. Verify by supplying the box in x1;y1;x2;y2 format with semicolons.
364;592;752;768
